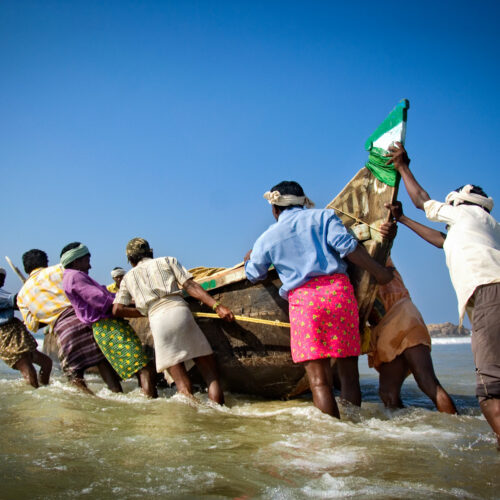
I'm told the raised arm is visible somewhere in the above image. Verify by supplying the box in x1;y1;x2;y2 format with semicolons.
386;202;446;248
386;142;430;210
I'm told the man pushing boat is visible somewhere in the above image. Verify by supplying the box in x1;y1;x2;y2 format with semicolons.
386;142;500;448
0;267;52;387
112;238;235;404
16;249;122;394
244;181;394;419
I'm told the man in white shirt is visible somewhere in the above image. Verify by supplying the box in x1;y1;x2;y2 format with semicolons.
386;142;500;448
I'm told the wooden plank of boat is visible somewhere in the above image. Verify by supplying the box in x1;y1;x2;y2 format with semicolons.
135;100;410;399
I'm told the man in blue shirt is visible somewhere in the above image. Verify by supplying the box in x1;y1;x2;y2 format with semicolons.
0;267;52;387
245;181;393;418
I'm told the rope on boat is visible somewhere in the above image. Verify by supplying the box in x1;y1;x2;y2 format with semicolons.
329;206;382;233
192;312;290;328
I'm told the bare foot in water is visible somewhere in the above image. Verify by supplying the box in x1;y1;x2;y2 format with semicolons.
32;351;52;385
71;377;95;396
39;368;51;385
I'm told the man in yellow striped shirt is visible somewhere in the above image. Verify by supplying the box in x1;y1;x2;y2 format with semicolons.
17;251;70;332
17;249;121;394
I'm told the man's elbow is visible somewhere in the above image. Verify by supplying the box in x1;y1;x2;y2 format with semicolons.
415;191;431;210
111;304;121;316
245;266;266;283
434;234;446;249
343;241;360;260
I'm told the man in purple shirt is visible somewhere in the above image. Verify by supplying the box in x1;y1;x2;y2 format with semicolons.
61;242;157;397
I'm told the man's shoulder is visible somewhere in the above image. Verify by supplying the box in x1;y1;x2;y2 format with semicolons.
292;208;339;229
0;288;14;300
144;256;176;268
294;207;335;219
63;269;89;286
256;221;281;244
38;264;64;279
20;265;64;294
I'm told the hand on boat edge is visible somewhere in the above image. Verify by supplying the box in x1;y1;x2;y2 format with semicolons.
379;220;398;240
215;304;235;322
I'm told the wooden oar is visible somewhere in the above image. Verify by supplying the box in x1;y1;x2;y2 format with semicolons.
5;256;26;283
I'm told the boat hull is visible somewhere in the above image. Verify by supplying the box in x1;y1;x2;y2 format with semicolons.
186;271;303;398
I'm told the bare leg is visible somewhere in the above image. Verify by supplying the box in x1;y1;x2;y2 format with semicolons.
337;356;361;406
68;369;95;395
378;355;408;409
31;350;52;385
137;362;158;398
331;362;341;391
97;360;123;393
193;354;224;404
166;362;193;397
13;354;39;388
403;345;457;414
304;358;339;418
479;398;500;449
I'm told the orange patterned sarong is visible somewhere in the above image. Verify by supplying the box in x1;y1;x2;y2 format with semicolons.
368;258;431;370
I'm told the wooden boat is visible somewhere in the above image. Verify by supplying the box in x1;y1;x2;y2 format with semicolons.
130;100;409;399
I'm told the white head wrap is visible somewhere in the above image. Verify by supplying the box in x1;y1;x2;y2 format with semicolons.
263;190;315;208
111;268;126;279
0;267;6;276
445;184;494;211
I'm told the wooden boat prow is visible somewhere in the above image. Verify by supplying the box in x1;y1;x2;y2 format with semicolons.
326;168;396;334
327;99;409;333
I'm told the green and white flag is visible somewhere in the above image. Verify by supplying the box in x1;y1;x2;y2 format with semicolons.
364;99;409;187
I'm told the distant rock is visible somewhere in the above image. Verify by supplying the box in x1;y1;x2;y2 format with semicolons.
426;322;471;338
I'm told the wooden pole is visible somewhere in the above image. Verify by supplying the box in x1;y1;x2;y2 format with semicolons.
5;256;26;283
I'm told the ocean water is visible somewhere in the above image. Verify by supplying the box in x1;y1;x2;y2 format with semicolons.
0;338;498;499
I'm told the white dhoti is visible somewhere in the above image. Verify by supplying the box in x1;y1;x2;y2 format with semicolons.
148;295;213;373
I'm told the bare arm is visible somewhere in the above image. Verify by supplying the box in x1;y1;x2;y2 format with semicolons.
399;215;446;248
386;202;445;249
182;278;234;321
386;142;430;210
112;303;145;318
345;244;394;285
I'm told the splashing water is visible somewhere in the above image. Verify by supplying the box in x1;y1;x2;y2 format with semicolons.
0;342;498;499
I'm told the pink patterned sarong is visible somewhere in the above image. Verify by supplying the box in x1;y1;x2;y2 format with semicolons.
288;273;360;363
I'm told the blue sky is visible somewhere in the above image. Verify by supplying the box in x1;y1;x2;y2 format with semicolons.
1;1;499;326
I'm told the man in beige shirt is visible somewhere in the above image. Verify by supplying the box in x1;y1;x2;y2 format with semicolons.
386;142;500;448
113;238;234;404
